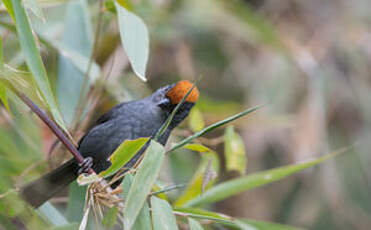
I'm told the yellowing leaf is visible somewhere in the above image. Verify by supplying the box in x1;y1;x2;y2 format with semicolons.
184;143;210;153
174;151;219;207
189;107;205;132
100;137;149;178
224;126;246;175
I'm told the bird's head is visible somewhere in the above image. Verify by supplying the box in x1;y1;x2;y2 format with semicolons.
152;80;199;126
152;80;199;109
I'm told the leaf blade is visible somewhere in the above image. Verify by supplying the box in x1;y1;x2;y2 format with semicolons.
151;196;179;230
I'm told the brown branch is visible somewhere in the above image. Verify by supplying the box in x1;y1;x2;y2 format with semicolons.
17;92;94;174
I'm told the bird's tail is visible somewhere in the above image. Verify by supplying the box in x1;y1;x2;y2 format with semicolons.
20;158;79;208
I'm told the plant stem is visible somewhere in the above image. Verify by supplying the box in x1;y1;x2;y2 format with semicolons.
18;92;94;174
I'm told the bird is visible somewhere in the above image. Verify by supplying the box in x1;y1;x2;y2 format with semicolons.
20;80;199;208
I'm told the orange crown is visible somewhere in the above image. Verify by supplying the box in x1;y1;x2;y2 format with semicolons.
166;80;199;104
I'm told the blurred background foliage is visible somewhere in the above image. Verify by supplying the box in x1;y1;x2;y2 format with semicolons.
1;0;371;229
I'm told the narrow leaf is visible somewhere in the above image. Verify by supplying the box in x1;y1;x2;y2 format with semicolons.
184;143;210;153
11;0;67;131
123;141;165;230
0;82;10;112
38;202;68;226
224;126;246;174
239;218;304;230
115;2;149;81
0;36;3;70
48;223;79;230
188;218;204;230
3;0;15;21
170;104;263;153
184;148;346;207
151;196;179;230
100;137;149;178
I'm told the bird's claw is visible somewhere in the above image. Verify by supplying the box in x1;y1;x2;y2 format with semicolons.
78;157;93;175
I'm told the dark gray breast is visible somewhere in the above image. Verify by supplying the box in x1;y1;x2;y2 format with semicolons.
77;98;167;162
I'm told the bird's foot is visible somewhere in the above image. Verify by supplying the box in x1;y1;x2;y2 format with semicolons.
78;157;93;175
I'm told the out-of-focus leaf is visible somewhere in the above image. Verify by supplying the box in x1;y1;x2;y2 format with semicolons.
202;157;217;193
115;2;149;81
66;182;86;223
175;151;219;207
151;196;179;230
224;126;246;174
24;0;45;21
116;0;133;10
102;206;118;228
123;141;165;230
217;0;283;49
189;107;205;132
100;137;149;178
238;218;304;230
133;201;153;230
0;82;10;112
174;207;234;225
48;223;79;230
188;218;204;230
38;202;68;226
3;0;15;21
0;37;3;70
170;105;263;152
184;148;346;207
184;143;211;153
10;0;67;131
56;0;93;125
175;208;257;230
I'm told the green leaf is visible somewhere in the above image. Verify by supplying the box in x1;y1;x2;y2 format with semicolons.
38;202;68;226
184;148;346;207
66;182;86;223
184;143;211;153
56;0;93;125
0;36;3;70
122;173;134;199
121;174;153;230
3;0;15;21
0;82;10;112
48;223;79;230
100;137;149;178
151;196;179;230
189;107;205;132
170;104;263;153
238;218;304;230
10;0;67;131
133;201;153;230
123;141;165;230
175;208;256;230
174;207;234;225
188;218;204;230
224;126;246;174
102;206;118;228
115;2;149;81
175;152;219;207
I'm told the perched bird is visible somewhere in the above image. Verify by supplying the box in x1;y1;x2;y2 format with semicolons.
20;80;199;208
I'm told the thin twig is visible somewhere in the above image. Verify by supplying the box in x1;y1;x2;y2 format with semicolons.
17;92;94;174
